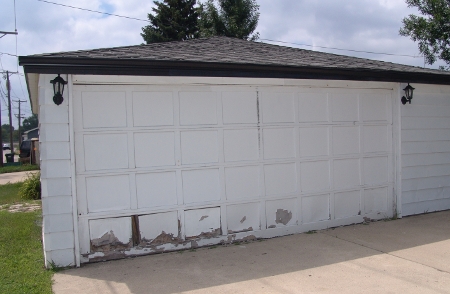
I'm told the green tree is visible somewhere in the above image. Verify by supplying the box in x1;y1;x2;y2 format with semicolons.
22;114;38;133
199;0;260;41
141;0;200;43
1;124;19;142
400;0;450;66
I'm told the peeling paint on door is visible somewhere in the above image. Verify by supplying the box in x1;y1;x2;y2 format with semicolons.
275;209;292;225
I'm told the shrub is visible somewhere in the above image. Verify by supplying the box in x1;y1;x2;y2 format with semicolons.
19;172;41;200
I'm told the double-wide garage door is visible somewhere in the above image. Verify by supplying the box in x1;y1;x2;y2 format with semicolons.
73;83;393;261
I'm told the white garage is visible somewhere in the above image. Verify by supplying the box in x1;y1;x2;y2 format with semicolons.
19;37;450;267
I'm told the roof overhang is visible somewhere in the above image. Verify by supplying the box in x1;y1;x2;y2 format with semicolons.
19;56;450;85
25;73;39;114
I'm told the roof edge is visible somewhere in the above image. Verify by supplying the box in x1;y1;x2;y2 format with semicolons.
19;57;450;85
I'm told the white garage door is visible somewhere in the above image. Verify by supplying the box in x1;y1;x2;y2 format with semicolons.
73;82;394;262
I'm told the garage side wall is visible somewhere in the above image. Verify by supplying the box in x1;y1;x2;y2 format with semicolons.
39;74;75;267
401;83;450;216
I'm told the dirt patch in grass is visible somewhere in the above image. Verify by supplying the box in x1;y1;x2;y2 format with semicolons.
0;202;41;213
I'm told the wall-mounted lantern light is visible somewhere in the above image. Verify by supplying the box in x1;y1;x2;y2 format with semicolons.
50;74;67;105
401;83;415;105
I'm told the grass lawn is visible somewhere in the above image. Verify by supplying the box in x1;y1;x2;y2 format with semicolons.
0;182;53;294
0;165;40;174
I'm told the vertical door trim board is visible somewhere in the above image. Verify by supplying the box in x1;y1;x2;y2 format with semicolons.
394;83;403;218
68;74;81;266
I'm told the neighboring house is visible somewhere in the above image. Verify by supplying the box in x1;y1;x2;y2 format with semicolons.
22;127;39;141
19;37;450;268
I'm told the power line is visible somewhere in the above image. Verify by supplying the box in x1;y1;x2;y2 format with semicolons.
260;38;422;59
37;0;149;22
0;52;17;57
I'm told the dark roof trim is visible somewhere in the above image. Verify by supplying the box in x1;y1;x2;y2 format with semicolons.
20;57;450;85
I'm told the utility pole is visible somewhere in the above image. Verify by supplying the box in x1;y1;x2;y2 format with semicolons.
14;100;26;146
6;71;14;155
0;77;2;167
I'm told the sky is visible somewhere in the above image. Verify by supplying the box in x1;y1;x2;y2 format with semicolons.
0;0;445;127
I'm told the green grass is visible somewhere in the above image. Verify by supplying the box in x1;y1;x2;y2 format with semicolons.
0;210;52;294
0;165;39;174
0;180;52;294
0;182;23;205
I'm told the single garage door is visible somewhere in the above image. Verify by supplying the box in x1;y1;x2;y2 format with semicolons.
73;82;394;262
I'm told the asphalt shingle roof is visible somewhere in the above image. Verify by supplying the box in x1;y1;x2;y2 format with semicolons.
19;36;450;84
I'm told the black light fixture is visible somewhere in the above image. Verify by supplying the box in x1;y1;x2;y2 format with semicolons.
50;74;67;105
401;83;415;105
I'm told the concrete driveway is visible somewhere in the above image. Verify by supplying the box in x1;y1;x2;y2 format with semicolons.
0;171;38;185
53;211;450;294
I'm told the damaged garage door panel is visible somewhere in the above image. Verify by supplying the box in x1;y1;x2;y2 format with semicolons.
226;202;260;233
184;207;221;239
89;217;133;252
138;211;182;245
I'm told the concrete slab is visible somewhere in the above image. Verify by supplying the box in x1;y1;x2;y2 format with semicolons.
0;171;38;185
53;211;450;294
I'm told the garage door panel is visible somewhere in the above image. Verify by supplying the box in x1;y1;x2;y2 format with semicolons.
225;166;260;200
136;172;177;208
299;127;329;157
333;159;360;189
363;126;388;153
184;207;221;239
263;128;296;160
181;131;219;165
227;203;260;233
335;190;361;219
139;211;179;242
301;194;330;223
264;163;297;196
224;129;259;162
86;175;131;213
222;91;258;124
300;161;330;193
134;132;175;168
298;93;328;123
261;92;295;123
132;92;174;127
331;93;359;122
332;126;360;155
363;157;388;186
361;93;387;122
89;217;132;250
266;198;297;228
84;134;129;171
179;92;217;125
182;168;221;204
82;92;127;129
364;187;388;214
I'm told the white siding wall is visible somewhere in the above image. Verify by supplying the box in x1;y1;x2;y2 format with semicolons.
401;83;450;216
39;74;75;267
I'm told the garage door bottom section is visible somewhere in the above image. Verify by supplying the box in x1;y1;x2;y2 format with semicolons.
82;201;387;263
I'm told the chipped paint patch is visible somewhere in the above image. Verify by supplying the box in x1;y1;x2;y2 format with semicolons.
199;215;209;221
90;230;132;252
275;209;292;225
240;216;246;223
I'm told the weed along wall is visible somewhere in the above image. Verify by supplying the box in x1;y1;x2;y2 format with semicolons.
34;72;450;267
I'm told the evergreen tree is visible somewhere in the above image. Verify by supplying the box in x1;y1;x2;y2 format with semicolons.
141;0;200;43
199;0;260;41
400;0;450;66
